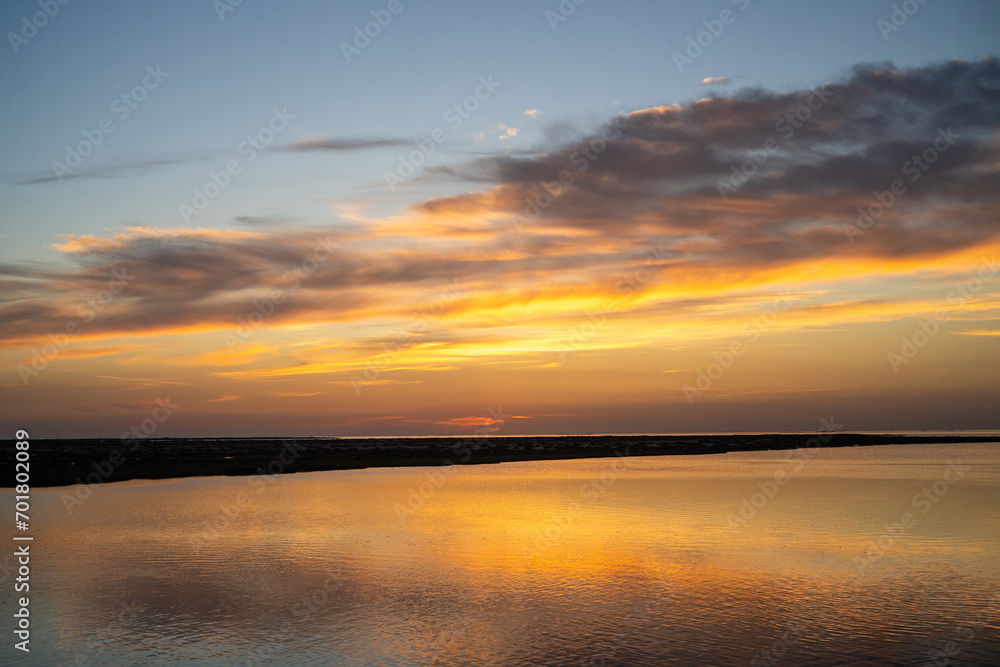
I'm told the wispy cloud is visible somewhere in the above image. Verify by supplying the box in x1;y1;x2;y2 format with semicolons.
201;394;245;403
434;416;507;428
276;138;409;152
15;154;209;185
496;123;519;140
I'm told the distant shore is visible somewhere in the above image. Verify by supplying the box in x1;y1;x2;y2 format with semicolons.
3;433;997;489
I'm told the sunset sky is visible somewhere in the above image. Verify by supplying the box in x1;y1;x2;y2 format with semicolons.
1;0;998;437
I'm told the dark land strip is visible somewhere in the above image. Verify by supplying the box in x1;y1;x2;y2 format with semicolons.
3;433;997;488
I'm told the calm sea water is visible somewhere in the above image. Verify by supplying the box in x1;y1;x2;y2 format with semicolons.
3;442;1000;666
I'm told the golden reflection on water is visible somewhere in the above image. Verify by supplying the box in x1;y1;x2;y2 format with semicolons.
8;443;1000;665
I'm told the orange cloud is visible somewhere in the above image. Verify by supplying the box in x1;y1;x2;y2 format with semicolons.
201;394;245;403
434;416;508;428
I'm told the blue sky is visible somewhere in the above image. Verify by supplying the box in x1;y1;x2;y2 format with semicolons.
3;0;999;263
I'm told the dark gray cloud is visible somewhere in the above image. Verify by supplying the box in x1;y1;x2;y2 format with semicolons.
418;58;1000;261
0;225;655;342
